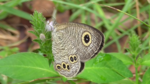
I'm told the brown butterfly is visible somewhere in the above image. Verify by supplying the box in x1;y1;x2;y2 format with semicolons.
51;22;104;78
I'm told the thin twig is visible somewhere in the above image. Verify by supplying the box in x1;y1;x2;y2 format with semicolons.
135;0;142;37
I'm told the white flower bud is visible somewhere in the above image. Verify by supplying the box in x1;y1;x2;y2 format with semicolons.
40;33;45;41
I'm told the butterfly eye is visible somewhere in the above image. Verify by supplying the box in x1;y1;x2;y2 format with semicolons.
82;32;92;46
56;64;61;71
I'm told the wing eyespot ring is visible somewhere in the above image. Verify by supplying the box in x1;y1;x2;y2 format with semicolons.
73;55;78;62
62;62;67;70
69;55;78;63
66;64;70;71
56;64;62;71
82;32;92;46
69;55;74;63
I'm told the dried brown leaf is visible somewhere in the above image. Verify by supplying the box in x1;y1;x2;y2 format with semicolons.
31;0;55;17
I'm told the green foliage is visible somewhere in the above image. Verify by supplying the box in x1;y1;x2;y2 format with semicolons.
109;53;133;65
0;52;59;81
0;47;19;57
126;32;150;84
127;32;141;84
30;11;54;64
142;68;150;84
77;53;132;83
141;53;150;66
0;52;132;83
30;11;46;34
128;32;141;57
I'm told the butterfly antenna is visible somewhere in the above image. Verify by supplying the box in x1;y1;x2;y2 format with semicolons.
52;8;57;25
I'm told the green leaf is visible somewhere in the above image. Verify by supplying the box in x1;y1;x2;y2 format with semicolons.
77;53;132;83
28;31;38;37
21;77;61;84
0;52;59;81
142;68;150;84
62;77;67;82
68;80;76;84
33;39;41;44
109;53;133;65
141;53;150;66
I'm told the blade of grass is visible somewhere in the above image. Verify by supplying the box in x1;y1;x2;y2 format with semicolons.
102;3;125;6
142;34;150;50
117;4;150;32
104;0;133;42
69;0;103;21
0;5;32;20
104;20;149;50
104;25;138;49
0;23;16;30
70;9;83;21
0;0;30;20
87;12;91;25
0;0;10;1
96;2;149;50
94;2;132;52
102;4;150;31
94;3;122;52
81;11;86;23
0;12;8;20
93;6;100;28
104;4;150;50
94;3;111;29
51;0;105;22
149;4;150;52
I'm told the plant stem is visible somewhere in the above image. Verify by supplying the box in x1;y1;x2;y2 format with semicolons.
148;5;150;53
134;57;139;84
135;0;142;36
135;65;139;84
